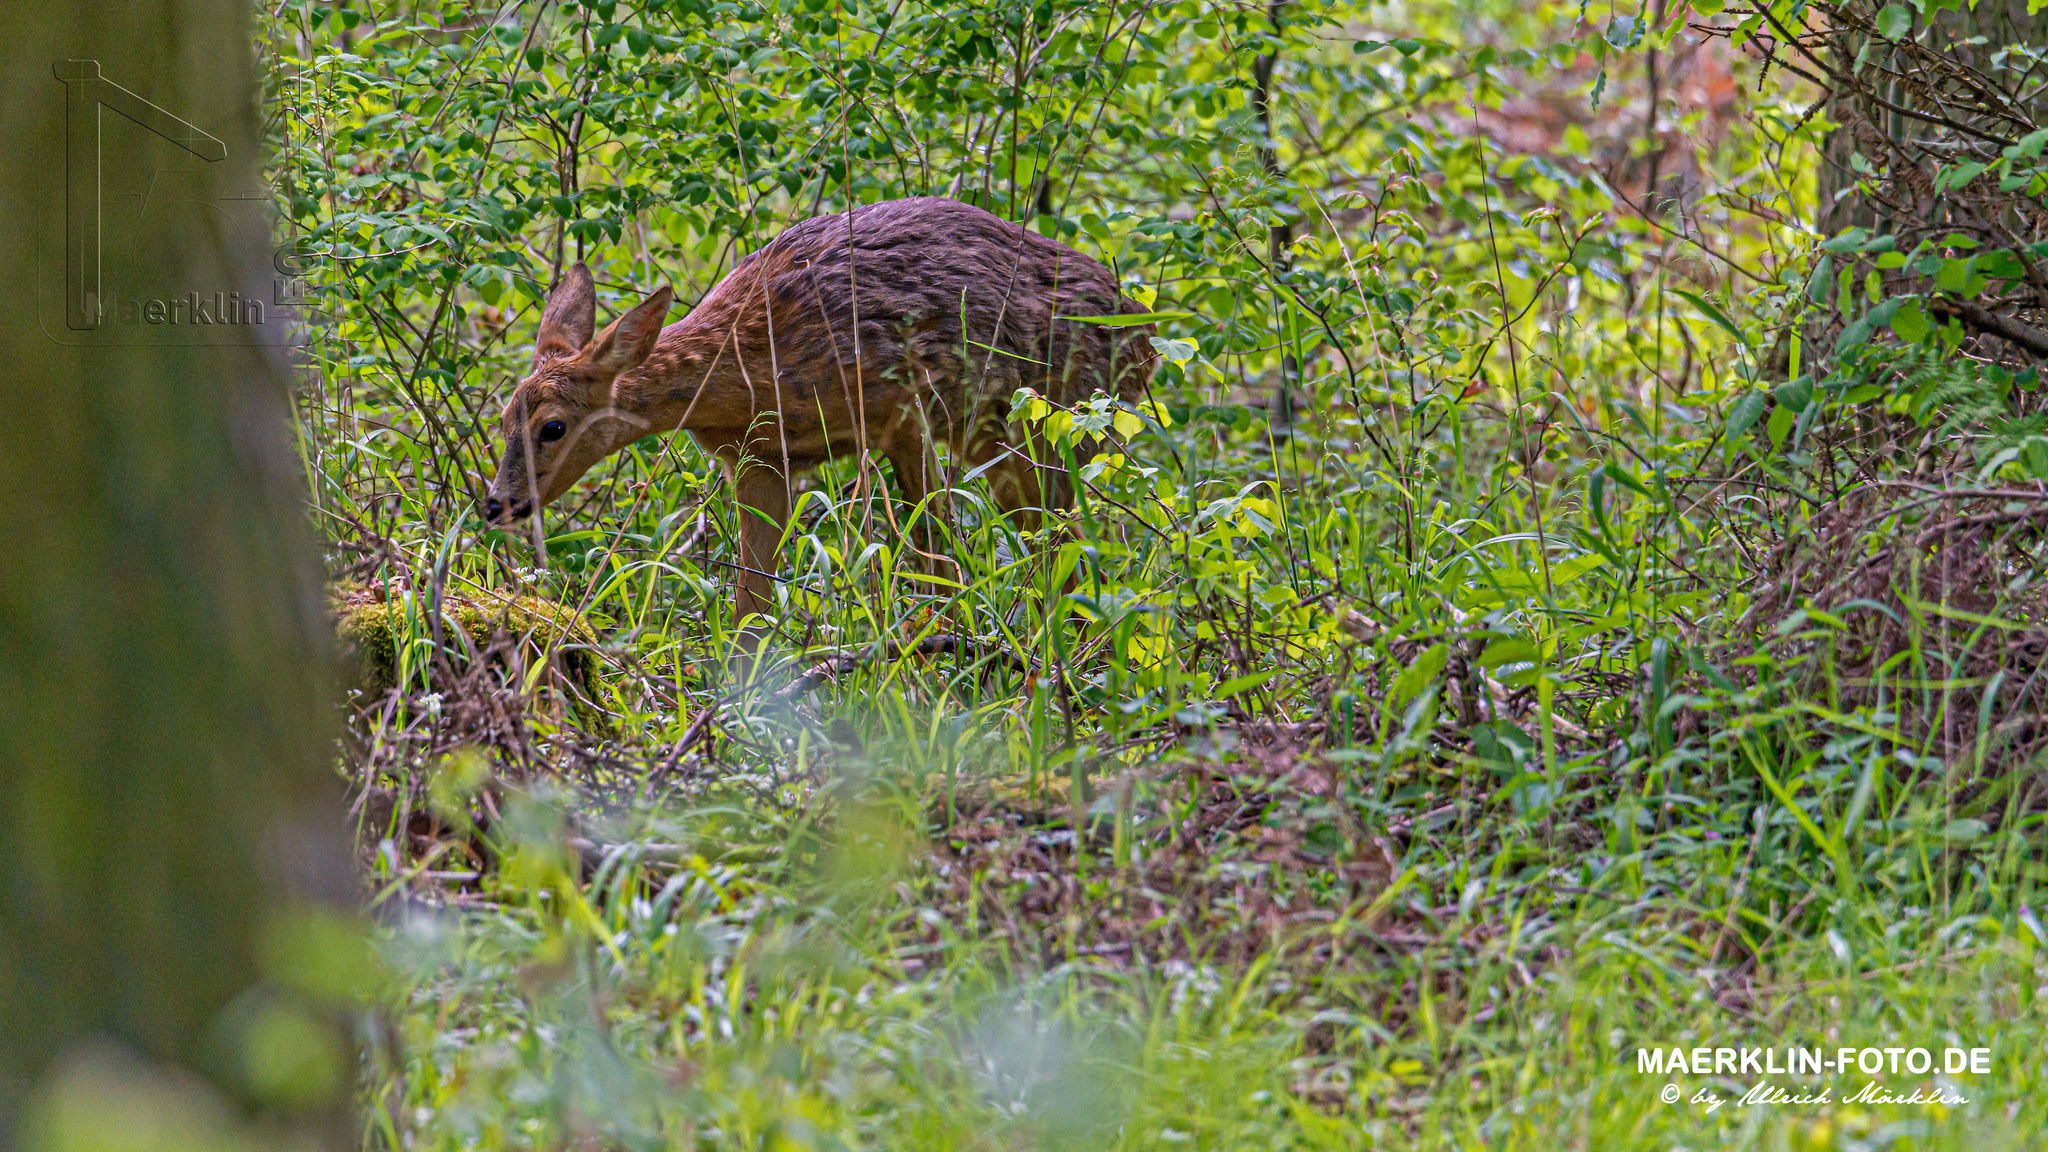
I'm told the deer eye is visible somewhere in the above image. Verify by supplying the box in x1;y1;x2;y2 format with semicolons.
538;420;567;442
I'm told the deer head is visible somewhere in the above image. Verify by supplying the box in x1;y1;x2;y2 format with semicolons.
483;263;673;523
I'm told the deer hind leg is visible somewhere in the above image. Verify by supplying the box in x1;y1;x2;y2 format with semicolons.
984;417;1077;527
960;429;1092;620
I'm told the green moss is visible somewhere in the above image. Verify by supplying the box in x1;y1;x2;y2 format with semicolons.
331;582;611;724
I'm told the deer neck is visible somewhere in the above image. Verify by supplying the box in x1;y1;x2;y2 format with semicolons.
611;315;754;435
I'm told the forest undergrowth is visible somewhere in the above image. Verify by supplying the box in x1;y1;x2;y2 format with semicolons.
277;0;2048;1146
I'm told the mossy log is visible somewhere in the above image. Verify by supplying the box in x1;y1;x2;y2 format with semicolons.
331;582;613;723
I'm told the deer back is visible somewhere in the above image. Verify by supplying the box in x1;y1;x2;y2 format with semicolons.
666;198;1156;456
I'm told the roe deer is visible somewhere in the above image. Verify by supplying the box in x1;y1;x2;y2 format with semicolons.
483;197;1157;633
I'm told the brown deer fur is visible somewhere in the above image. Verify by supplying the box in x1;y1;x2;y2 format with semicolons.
485;197;1157;629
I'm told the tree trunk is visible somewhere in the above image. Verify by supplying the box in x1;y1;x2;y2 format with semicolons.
0;2;348;1148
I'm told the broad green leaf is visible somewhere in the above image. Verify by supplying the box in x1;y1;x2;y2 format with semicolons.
1552;553;1608;585
1937;161;1988;192
1725;388;1769;447
1773;376;1814;414
1807;254;1834;303
1476;635;1538;669
1890;298;1931;343
1767;403;1795;450
1875;3;1911;39
1936;257;1974;294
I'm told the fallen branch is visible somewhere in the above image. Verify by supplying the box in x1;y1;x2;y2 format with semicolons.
1929;298;2048;361
653;705;719;778
775;633;1027;701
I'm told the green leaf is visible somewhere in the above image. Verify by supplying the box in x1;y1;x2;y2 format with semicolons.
1389;643;1449;708
1807;255;1834;303
2026;440;2048;479
1818;230;1866;254
1213;669;1278;699
1552;553;1607;586
1725;388;1768;447
1790;392;1821;448
1669;289;1749;345
1875;3;1911;39
1476;635;1539;669
1601;462;1651;496
1834;298;1904;355
1767;403;1795;450
1890;298;1931;343
1979;249;2025;281
1937;161;1988;192
1936;257;1973;294
1773;375;1814;414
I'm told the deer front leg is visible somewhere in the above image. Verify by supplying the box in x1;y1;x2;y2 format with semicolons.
731;462;790;644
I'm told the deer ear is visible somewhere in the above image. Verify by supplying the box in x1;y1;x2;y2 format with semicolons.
535;262;596;360
586;286;674;376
